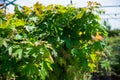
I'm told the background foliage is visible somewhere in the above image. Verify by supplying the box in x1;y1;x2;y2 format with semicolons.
107;29;120;75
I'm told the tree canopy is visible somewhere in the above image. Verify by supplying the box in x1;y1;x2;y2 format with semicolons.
0;2;108;80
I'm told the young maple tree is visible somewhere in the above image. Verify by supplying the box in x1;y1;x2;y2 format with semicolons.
0;2;108;80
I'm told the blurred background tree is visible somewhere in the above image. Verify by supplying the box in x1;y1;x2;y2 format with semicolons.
104;20;120;79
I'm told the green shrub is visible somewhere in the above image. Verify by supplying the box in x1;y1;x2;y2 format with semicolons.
0;2;107;80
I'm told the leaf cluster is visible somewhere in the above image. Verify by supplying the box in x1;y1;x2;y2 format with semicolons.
0;2;107;80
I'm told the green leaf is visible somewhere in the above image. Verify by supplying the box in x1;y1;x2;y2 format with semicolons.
13;19;26;27
88;63;96;72
71;48;79;57
24;25;36;32
64;38;72;49
58;57;66;66
101;60;111;71
13;48;23;60
14;34;23;40
74;8;87;19
93;41;104;51
29;46;41;55
45;58;53;71
0;38;4;47
40;62;48;80
21;63;38;77
8;46;12;55
29;16;39;22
